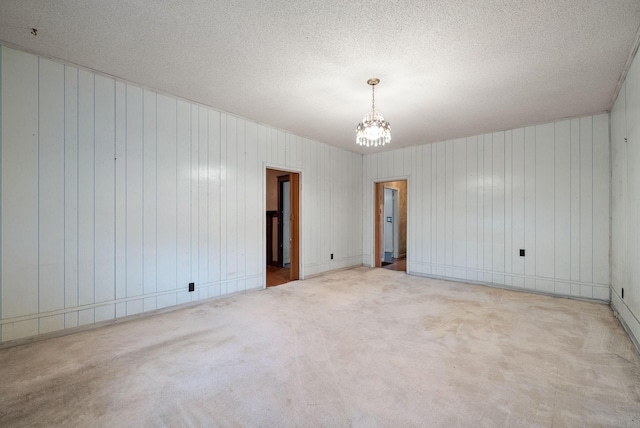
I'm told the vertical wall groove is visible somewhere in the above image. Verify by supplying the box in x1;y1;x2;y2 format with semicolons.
63;62;66;317
124;85;128;300
37;57;41;315
75;68;79;320
0;46;3;329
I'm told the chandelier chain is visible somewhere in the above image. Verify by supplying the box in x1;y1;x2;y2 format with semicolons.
371;84;375;117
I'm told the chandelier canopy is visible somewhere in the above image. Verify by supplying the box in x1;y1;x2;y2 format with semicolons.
356;78;391;147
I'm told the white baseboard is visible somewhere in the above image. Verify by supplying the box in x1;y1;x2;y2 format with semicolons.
610;290;640;355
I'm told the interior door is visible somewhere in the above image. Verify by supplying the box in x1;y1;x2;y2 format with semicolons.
375;182;383;267
277;175;290;267
383;188;395;263
282;181;291;265
289;172;300;280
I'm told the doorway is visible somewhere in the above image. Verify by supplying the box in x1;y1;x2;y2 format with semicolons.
375;180;407;272
266;168;300;286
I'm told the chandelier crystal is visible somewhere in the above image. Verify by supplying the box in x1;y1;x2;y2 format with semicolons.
356;78;391;147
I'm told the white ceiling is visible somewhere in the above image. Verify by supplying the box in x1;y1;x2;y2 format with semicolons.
1;1;639;154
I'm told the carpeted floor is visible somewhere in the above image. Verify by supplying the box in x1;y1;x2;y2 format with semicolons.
1;267;639;427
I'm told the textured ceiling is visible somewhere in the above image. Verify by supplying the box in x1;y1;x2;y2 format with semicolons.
1;1;639;154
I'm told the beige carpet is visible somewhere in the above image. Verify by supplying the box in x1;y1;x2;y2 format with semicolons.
1;267;639;427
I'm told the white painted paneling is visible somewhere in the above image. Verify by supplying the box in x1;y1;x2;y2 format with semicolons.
445;141;453;277
579;116;594;290
3;320;38;342
363;114;610;303
611;46;640;347
611;83;626;300
492;132;505;284
0;42;615;345
115;81;127;302
38;58;65;315
78;308;94;326
511;129;525;286
126;85;144;298
628;55;640;329
466;137;478;280
331;147;343;265
208;110;222;289
156;95;177;293
77;69;95;307
483;134;493;283
190;106;201;298
435;142;445;270
224;114;238;291
535;123;554;280
504;131;512;285
64;65;79;325
40;314;64;334
176;101;191;294
570;118;581;287
452;138;466;271
95;305;114;323
244;121;258;277
198;107;209;290
408;147;419;266
592;114;609;285
476;137;484;280
0;44;363;342
143;90;157;309
94;75;115;303
1;47;39;325
523;127;536;289
554;120;571;281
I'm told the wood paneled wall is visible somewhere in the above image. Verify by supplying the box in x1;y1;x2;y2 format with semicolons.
611;44;640;348
0;46;363;342
0;42;617;344
363;114;610;300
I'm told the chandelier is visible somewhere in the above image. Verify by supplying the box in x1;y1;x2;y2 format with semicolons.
356;78;391;147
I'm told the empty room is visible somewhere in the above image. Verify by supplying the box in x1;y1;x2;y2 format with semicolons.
1;1;640;426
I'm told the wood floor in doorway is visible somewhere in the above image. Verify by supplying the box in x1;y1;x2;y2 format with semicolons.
382;257;406;272
266;266;291;287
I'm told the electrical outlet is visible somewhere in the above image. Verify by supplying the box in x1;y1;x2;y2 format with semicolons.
189;282;195;292
331;253;334;260
519;249;525;257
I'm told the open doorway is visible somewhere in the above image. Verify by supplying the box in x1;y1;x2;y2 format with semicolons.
375;180;407;272
266;168;300;286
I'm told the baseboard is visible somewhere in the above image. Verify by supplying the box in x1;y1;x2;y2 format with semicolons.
610;290;640;355
304;256;363;278
0;286;261;350
408;262;610;301
407;269;610;305
303;263;363;280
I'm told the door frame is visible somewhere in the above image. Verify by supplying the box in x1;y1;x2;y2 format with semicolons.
382;186;399;261
372;177;410;270
264;164;303;286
